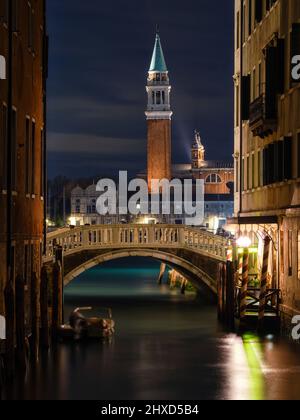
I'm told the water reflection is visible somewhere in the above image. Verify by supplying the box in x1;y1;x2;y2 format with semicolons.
3;257;300;400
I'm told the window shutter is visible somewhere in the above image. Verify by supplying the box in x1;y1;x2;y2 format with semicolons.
283;136;292;180
255;0;263;24
269;143;275;184
277;39;285;94
291;24;300;86
278;140;284;182
265;46;277;119
241;75;251;120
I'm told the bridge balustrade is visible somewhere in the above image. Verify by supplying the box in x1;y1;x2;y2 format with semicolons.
45;225;228;263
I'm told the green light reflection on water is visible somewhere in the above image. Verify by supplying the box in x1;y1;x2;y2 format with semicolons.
242;333;266;400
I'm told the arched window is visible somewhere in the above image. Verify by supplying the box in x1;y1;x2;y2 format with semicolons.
205;174;222;184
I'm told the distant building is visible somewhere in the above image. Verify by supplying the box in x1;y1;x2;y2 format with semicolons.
173;131;234;231
0;1;47;331
70;184;121;226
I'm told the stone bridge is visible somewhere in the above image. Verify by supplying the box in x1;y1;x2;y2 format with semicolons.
44;225;229;296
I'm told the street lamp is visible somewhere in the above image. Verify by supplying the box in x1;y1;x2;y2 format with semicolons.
236;236;252;248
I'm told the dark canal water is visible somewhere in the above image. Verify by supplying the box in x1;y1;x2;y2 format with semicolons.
5;258;300;400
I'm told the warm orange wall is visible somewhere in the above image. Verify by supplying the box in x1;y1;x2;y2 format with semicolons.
147;119;172;187
193;169;234;194
0;0;46;315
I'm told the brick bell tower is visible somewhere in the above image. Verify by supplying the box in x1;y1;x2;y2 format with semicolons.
145;32;173;190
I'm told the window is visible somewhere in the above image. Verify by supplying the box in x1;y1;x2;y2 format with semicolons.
255;0;263;25
31;121;36;194
242;158;245;191
248;0;252;36
258;150;261;187
205;174;222;184
12;0;18;32
0;0;8;23
243;3;246;44
40;129;44;197
1;104;7;190
27;3;34;51
283;136;292;181
252;152;255;188
235;159;239;193
288;230;293;277
280;230;284;274
235;84;240;127
24;244;29;286
11;108;17;191
236;11;240;50
241;75;250;120
290;24;300;87
252;68;256;101
298;231;300;281
298;133;300;178
30;243;34;278
25;117;30;194
75;199;80;214
156;91;161;105
247;155;250;190
258;62;262;96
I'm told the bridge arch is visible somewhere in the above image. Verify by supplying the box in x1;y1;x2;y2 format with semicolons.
64;248;218;296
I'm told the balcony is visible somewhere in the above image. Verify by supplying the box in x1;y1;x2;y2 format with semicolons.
249;94;277;138
147;79;169;86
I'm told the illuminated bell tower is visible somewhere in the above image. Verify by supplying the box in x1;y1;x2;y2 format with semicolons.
145;32;173;189
191;131;205;169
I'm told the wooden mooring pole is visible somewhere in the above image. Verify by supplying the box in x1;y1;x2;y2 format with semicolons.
258;237;271;331
40;266;49;349
157;263;166;285
15;274;26;372
4;270;15;379
240;249;249;320
52;261;63;340
31;272;40;361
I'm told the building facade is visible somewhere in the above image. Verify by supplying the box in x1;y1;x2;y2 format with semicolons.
174;132;234;231
146;33;172;189
70;184;121;226
232;0;300;326
0;1;47;331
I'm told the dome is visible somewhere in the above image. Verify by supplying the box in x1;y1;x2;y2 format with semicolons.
71;186;84;196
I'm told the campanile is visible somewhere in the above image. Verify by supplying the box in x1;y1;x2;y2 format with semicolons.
145;32;173;189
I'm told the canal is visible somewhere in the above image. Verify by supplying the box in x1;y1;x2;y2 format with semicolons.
7;258;300;400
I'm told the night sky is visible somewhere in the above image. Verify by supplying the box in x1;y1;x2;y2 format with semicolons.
47;0;234;180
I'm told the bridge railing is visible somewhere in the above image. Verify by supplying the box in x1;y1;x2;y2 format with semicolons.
45;225;228;263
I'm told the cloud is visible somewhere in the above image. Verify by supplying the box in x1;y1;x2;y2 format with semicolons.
48;132;145;155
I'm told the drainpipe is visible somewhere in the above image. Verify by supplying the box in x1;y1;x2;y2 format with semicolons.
43;0;48;255
6;0;13;282
239;0;244;216
4;0;15;378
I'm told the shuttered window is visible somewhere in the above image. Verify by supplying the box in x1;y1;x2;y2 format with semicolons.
283;136;292;181
241;75;251;120
255;0;263;24
291;24;300;86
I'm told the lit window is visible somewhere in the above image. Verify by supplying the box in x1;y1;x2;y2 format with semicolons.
205;174;222;184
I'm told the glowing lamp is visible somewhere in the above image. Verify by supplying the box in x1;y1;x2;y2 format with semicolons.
236;236;252;248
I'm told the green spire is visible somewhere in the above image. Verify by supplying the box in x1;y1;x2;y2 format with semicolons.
149;33;168;72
